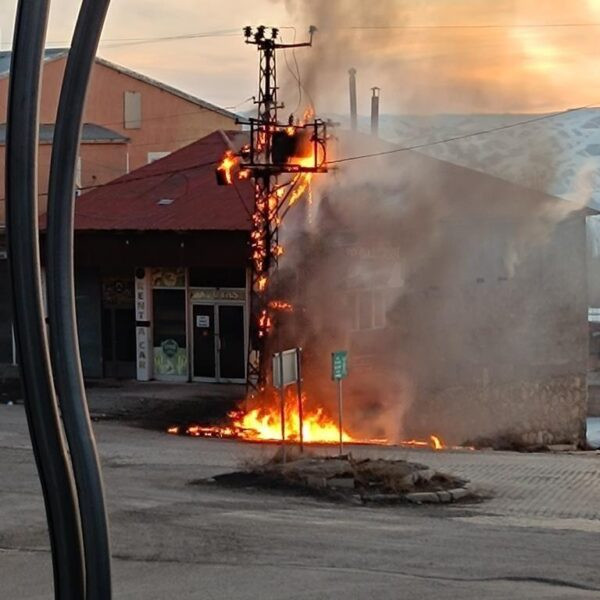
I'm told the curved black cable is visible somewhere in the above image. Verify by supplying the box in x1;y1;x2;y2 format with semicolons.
5;2;85;599
46;1;112;598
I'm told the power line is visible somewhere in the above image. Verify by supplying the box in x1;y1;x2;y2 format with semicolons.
342;23;600;30
97;29;238;43
0;28;239;49
99;31;240;49
7;21;596;50
224;96;255;110
327;104;600;165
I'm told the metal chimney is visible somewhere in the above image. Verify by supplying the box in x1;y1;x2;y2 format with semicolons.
348;68;357;131
371;87;380;137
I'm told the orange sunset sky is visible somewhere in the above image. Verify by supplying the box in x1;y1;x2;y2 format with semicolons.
1;0;600;114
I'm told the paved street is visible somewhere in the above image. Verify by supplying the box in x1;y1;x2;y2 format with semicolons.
1;404;600;599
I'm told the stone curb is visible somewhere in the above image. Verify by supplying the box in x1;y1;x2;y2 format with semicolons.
405;487;471;504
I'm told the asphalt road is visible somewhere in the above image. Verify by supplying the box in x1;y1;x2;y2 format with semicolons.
1;404;600;599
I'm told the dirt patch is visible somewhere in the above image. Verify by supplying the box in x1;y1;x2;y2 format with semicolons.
205;452;477;505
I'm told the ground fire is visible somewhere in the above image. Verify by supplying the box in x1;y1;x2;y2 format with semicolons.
167;390;447;450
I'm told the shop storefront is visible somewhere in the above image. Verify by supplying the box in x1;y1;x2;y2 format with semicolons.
54;130;254;384
134;266;248;383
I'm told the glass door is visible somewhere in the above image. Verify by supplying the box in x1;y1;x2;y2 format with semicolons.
192;302;246;382
192;304;216;380
218;304;245;381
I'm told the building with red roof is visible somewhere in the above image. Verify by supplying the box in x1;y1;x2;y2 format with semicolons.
63;130;253;381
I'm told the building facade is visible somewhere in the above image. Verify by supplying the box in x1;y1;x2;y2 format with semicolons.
0;49;239;371
65;130;252;382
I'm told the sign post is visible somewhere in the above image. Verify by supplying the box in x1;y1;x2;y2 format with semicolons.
331;351;348;455
273;348;302;462
296;348;304;454
278;353;286;463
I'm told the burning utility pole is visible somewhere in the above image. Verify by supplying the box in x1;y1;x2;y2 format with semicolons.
217;25;329;392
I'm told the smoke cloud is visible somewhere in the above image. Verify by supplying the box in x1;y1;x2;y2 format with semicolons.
269;1;593;445
275;0;600;115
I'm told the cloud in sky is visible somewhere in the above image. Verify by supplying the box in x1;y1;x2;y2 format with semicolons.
1;0;599;114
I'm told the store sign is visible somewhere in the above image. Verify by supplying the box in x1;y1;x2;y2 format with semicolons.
154;339;188;377
196;315;210;328
151;267;185;288
135;269;152;381
136;326;151;381
190;288;245;302
273;349;300;388
135;274;150;321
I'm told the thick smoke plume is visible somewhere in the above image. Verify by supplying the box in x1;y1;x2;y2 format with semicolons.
276;0;600;114
270;1;593;445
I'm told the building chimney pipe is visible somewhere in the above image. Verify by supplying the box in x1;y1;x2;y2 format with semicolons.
371;87;380;137
348;68;357;131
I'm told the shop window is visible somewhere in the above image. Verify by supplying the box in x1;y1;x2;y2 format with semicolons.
153;289;188;378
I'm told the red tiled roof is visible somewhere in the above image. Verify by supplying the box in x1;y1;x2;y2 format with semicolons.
70;130;253;231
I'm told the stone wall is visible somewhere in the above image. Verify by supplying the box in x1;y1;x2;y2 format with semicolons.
407;374;587;447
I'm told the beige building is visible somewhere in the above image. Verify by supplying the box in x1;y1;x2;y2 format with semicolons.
0;48;239;220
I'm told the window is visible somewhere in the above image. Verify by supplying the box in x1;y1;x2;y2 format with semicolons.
349;290;387;331
124;91;142;129
147;151;170;164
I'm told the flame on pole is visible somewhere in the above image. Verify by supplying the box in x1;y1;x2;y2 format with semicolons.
217;25;329;393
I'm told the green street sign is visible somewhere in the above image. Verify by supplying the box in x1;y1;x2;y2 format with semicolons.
331;350;348;380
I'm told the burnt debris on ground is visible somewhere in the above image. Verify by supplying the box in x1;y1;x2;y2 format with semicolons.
205;452;477;505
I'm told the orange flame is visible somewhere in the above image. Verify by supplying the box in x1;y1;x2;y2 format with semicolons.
431;435;443;450
167;393;448;449
231;398;355;444
217;151;238;184
268;300;294;312
257;275;268;292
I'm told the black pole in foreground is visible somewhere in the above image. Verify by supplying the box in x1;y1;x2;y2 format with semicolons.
46;1;112;598
5;1;85;598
